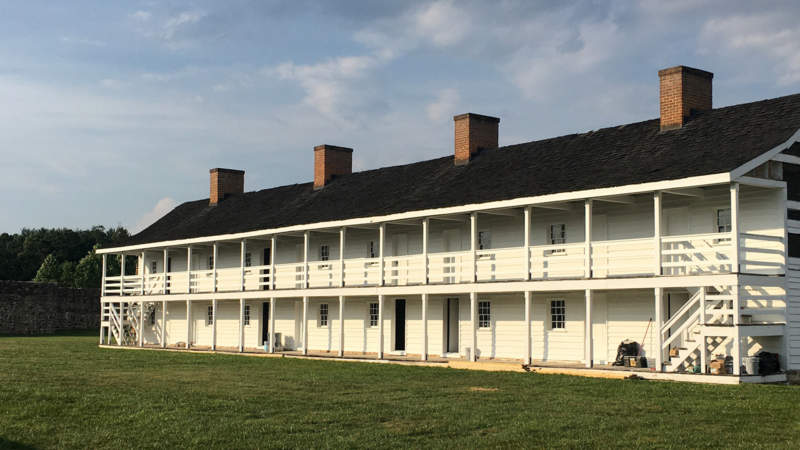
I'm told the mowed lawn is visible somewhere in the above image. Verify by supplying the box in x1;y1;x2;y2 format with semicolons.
1;334;800;449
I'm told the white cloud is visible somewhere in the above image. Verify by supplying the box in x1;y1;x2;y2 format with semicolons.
131;9;210;49
414;0;471;47
130;10;152;22
161;11;207;41
59;36;106;47
133;197;179;233
426;88;460;121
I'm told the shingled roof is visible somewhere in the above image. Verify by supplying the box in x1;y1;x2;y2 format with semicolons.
123;93;800;246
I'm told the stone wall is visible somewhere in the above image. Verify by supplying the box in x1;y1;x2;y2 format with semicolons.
0;280;100;335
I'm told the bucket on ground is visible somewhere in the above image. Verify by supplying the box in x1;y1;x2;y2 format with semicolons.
743;356;760;375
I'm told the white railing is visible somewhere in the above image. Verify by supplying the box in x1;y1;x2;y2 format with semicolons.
428;251;471;284
244;265;272;291
739;232;785;275
384;255;426;285
476;247;526;282
308;262;340;288
104;276;122;296
529;242;586;279
591;238;655;278
661;232;733;275
343;258;381;286
190;269;214;293
274;263;305;289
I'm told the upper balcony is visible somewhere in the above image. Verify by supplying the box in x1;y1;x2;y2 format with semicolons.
100;182;787;297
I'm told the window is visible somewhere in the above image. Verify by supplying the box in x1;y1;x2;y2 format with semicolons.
207;305;214;325
369;302;379;327
320;245;329;261
790;233;800;258
319;303;329;327
548;224;566;254
244;304;250;326
478;301;491;328
478;231;491;250
550;299;565;329
207;255;214;270
716;208;732;233
368;241;377;258
245;252;252;267
151;261;157;273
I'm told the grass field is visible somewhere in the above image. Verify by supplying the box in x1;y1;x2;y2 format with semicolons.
1;333;799;449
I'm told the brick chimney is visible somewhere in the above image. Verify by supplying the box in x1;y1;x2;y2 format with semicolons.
658;65;713;131
314;145;353;189
209;168;244;205
453;113;500;165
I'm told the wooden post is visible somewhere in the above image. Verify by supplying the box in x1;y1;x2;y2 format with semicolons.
240;240;246;292
211;299;217;351
379;224;385;286
163;248;168;294
654;287;663;371
302;296;308;355
239;298;245;352
470;291;477;361
732;331;742;375
584;200;592;278
138;300;144;347
99;304;105;344
654;192;662;275
524;291;531;365
523;207;531;280
471;213;478;282
212;243;218;293
421;293;428;361
270;236;276;290
303;232;309;288
186;300;192;349
731;182;740;273
187;247;192;294
101;254;107;296
339;228;346;287
377;294;384;359
585;289;592;368
161;300;167;348
140;252;145;295
422;218;429;284
120;253;126;295
338;296;345;357
269;298;276;353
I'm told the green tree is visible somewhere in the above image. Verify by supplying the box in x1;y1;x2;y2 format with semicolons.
33;254;60;283
58;261;76;287
73;247;103;289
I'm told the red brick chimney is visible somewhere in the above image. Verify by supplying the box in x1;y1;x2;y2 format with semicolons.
209;168;244;205
314;145;353;189
453;113;500;165
658;65;713;131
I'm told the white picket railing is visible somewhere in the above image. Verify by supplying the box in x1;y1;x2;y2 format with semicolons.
591;237;655;278
661;232;733;275
308;262;340;288
428;251;472;284
529;242;586;279
739;232;785;275
476;247;527;282
343;258;381;286
384;255;426;285
273;263;305;289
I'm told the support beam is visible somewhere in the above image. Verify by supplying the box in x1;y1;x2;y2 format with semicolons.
379;223;385;286
211;299;217;351
186;300;192;349
534;203;572;211
120;253;126;295
377;294;384;359
595;195;635;205
212;243;218;293
654;192;662;276
163;248;168;294
339;228;346;287
303;232;309;288
663;187;704;198
240;240;246;292
187;247;192;294
523;207;531;280
732;333;742;376
654;287;663;371
269;237;276;291
584;200;592;278
99;304;105;345
481;208;520;217
731;183;740;274
269;298;276;353
140;252;145;295
470;291;477;362
421;293;428;361
422;218;429;284
524;291;531;366
585;289;592;368
470;212;478;282
161;300;167;348
338;296;345;357
138;300;144;347
302;296;308;355
239;298;245;352
101;254;107;296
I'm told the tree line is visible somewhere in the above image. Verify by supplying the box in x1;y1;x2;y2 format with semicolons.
0;226;130;288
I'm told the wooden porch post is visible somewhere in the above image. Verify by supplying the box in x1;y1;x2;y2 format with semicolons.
140;252;145;295
338;296;345;357
584;200;592;278
339;228;346;287
470;291;477;362
470;213;478;282
99;302;105;345
379;224;385;286
240;240;246;292
524;291;531;365
212;243;218;293
269;298;276;353
302;296;308;355
654;192;662;275
187;247;192;294
270;236;276;290
239;298;245;352
101;254;107;296
654;287;663;371
138;300;144;347
303;232;309;288
377;294;384;359
523;207;531;280
211;299;217;351
421;293;428;361
163;248;168;294
422;219;429;284
161;300;167;348
731;182;740;274
120;253;126;295
186;299;192;349
585;289;593;368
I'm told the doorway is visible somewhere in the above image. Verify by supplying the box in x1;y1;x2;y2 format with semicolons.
446;298;459;353
394;299;406;351
262;301;270;346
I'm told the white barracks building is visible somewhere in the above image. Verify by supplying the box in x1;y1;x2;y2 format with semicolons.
98;66;800;382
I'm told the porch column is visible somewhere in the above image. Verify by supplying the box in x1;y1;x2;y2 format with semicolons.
377;294;384;359
730;182;740;274
470;213;478;282
212;243;218;292
268;298;276;353
470;291;477;362
187;247;192;294
302;296;308;355
138;300;144;347
120;254;126;295
140;252;145;295
303;232;309;288
99;303;105;345
421;293;428;361
161;300;167;348
101;254;107;296
270;236;276;290
211;299;217;351
523;207;531;280
584;200;592;278
238;298;245;352
654;287;663;371
379;224;385;286
116;303;122;346
186;299;192;349
339;228;346;287
163;249;169;294
240;240;246;292
732;331;742;376
653;192;662;275
422;218;429;284
524;291;531;366
338;296;345;357
584;289;592;368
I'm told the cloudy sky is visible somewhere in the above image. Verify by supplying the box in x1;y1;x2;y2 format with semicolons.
2;0;799;234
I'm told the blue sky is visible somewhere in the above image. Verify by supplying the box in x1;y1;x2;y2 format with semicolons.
2;0;799;234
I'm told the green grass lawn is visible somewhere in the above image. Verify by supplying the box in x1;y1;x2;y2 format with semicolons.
1;333;799;449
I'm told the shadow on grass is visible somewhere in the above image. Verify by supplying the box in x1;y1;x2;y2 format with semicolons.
0;436;37;449
0;329;97;338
